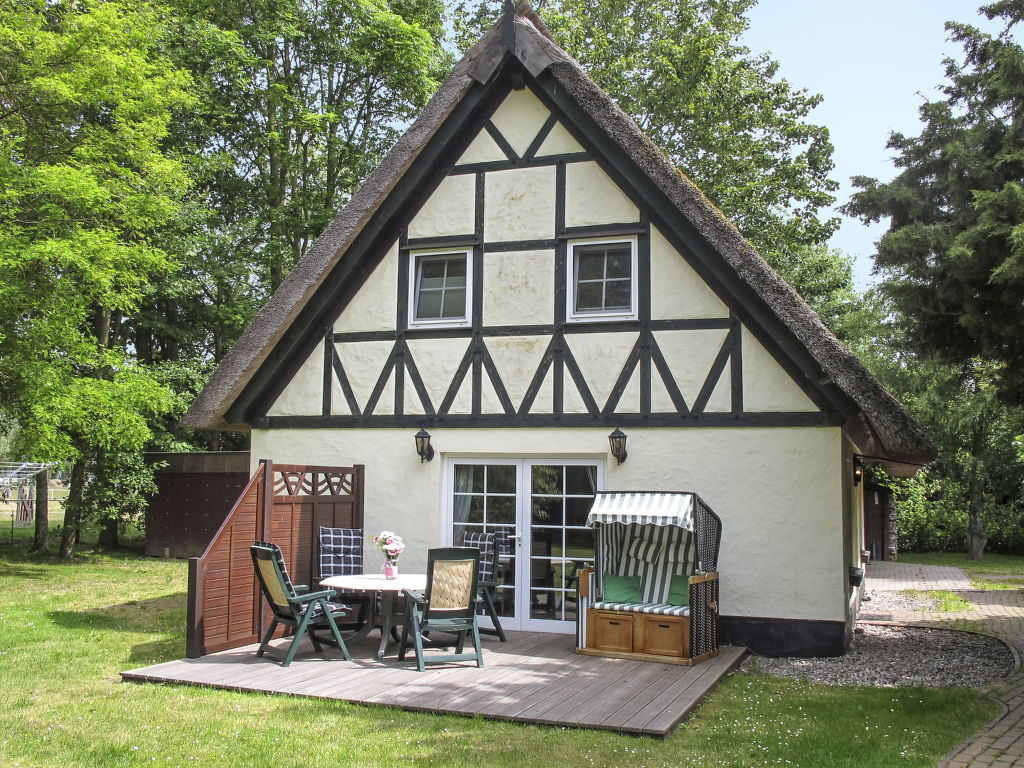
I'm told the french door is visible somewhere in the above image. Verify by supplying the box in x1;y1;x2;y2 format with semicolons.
444;458;603;633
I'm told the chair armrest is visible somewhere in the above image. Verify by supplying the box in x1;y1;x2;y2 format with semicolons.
287;589;335;603
403;588;426;604
293;584;309;594
478;579;498;590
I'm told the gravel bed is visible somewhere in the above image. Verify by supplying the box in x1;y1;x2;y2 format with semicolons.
860;589;937;612
744;623;1014;687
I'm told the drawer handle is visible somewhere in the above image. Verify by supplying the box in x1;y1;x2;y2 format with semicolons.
658;624;670;629
608;621;620;626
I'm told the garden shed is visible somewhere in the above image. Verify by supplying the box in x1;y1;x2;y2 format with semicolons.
180;2;935;656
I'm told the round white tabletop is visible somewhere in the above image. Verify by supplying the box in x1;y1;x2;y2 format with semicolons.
319;572;427;659
320;573;425;592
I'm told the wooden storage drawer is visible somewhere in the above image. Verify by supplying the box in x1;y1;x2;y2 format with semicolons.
594;611;633;653
642;615;685;657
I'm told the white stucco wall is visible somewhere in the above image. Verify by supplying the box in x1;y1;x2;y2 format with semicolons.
490;89;552;157
564;161;638;227
482;250;555;326
408;174;476;239
484;166;556;241
251;425;846;623
742;327;818;412
333;243;398;333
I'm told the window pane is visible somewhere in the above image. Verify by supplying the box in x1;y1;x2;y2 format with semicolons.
454;465;475;493
565;528;595;559
531;529;555;558
468;496;485;523
420;260;446;280
531;465;562;495
454;524;483;541
488;496;516;524
531;497;563;526
606;248;631;278
441;287;466;318
416;290;442;318
446;258;467;278
530;556;556;588
605;279;631;309
565;497;593;527
488;465;515;493
469;465;486;493
530;589;558;619
565;466;596;495
576;251;605;280
575;282;603;311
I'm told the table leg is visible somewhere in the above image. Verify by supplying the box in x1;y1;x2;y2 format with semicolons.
344;598;377;644
375;591;396;659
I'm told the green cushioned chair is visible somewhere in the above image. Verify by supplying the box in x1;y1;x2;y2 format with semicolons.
250;542;352;667
399;547;483;672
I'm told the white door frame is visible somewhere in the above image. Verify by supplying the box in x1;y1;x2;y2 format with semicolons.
442;456;605;634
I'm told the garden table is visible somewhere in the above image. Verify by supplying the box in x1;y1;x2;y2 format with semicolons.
319;573;426;659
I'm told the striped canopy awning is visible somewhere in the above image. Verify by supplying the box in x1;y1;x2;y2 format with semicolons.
586;492;695;530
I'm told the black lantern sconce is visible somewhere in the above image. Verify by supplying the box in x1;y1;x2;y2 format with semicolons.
608;427;628;465
853;457;864;486
415;428;434;463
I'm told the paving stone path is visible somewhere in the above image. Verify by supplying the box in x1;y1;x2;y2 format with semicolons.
862;562;1024;767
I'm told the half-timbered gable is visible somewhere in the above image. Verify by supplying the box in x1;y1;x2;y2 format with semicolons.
261;83;827;432
182;4;936;656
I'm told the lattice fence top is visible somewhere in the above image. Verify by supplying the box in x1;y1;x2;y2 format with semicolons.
0;462;54;485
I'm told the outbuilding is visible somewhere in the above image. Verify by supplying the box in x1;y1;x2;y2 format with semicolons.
181;3;936;656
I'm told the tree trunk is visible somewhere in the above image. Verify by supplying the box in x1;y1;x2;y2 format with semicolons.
59;459;86;561
98;516;119;548
30;468;48;554
967;474;987;561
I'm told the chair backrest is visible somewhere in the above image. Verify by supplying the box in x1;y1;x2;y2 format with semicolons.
423;547;480;619
461;531;496;582
318;526;363;579
251;542;297;620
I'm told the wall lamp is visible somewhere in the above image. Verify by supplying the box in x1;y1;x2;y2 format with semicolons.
853;457;864;486
414;428;434;462
608;427;628;465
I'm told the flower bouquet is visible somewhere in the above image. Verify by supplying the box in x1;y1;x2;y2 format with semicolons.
373;530;405;579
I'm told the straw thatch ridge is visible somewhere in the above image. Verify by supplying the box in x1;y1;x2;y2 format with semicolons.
180;4;936;470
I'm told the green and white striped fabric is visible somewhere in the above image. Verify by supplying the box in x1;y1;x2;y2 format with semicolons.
586;492;695;528
591;601;690;617
594;522;695;603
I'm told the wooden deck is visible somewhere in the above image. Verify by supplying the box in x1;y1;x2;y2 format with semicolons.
122;631;745;737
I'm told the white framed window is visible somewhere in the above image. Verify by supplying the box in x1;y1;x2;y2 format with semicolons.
408;248;472;328
566;237;638;322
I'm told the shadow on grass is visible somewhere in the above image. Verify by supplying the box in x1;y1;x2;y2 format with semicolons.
49;593;187;634
129;637;186;664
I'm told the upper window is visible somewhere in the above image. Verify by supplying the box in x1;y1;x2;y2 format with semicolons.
567;237;638;322
409;249;472;328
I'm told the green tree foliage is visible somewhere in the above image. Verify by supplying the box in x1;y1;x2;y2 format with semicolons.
165;0;448;295
453;0;839;271
851;293;1024;558
0;0;194;558
845;0;1024;405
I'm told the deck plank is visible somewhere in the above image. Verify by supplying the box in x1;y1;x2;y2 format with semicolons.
121;632;745;736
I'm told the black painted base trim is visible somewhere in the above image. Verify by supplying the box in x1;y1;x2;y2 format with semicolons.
720;615;849;657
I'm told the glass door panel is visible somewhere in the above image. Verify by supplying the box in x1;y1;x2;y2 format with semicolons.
451;461;519;624
525;463;597;628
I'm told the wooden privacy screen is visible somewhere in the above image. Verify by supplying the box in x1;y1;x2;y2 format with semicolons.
186;460;364;658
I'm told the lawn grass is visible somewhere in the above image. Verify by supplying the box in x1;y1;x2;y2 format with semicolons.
899;551;1024;576
0;546;1000;768
928;590;974;611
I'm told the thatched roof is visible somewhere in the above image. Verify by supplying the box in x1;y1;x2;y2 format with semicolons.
181;3;936;475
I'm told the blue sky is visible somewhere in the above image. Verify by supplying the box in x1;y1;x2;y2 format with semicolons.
741;1;1003;288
